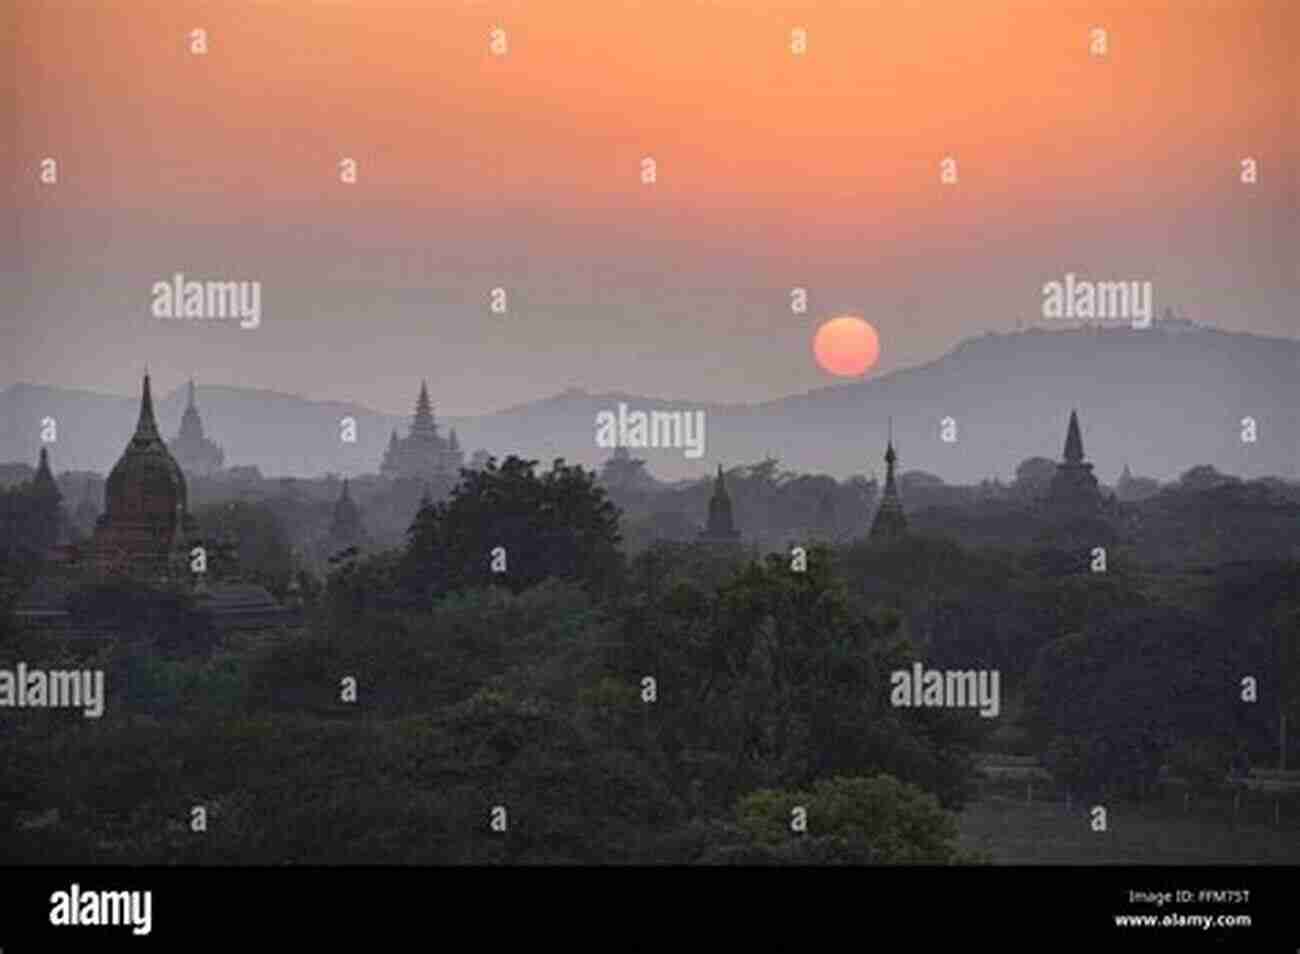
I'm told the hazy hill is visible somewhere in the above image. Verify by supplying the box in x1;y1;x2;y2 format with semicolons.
0;383;404;481
2;321;1296;483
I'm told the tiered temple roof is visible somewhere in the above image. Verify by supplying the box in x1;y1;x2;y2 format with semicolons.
169;379;225;476
380;381;464;480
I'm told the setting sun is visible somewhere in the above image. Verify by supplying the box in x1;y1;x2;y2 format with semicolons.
813;316;880;377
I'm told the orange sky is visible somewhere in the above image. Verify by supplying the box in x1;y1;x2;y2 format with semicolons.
19;1;1290;212
7;0;1296;411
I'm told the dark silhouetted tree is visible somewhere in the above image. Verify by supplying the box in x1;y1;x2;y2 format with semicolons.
404;456;623;597
1012;457;1057;502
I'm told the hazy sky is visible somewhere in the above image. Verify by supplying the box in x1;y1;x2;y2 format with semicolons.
7;0;1296;417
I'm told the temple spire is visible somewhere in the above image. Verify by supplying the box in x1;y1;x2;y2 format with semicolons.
328;477;364;548
1046;408;1102;518
411;380;437;439
33;446;60;500
170;377;224;475
700;464;740;542
869;423;907;542
136;372;161;440
96;370;194;577
1063;409;1084;464
178;378;206;439
883;417;898;489
382;381;463;478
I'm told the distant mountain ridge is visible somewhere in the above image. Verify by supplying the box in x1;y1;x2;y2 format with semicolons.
2;321;1297;483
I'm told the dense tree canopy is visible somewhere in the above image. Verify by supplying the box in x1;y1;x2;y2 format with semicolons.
402;456;623;598
5;445;1299;866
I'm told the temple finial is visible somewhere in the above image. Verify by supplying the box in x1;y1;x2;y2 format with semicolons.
136;371;160;439
1064;409;1084;463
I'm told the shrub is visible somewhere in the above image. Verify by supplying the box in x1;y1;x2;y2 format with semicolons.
732;774;964;864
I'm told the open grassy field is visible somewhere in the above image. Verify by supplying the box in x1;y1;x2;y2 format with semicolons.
959;789;1300;864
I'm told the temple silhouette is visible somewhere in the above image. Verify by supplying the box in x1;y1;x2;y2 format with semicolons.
10;374;299;631
869;424;908;543
380;381;463;481
326;478;367;554
698;465;741;544
92;373;198;579
168;379;225;477
1045;409;1104;518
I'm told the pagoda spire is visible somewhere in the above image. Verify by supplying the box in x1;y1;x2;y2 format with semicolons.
170;377;225;475
1046;408;1102;518
33;446;60;500
329;477;363;547
29;445;63;550
136;372;161;440
411;380;438;439
883;417;898;492
1063;409;1084;464
700;464;740;542
869;422;907;542
178;377;206;441
711;465;732;510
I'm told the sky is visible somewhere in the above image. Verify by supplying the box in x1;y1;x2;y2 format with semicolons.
5;0;1296;417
